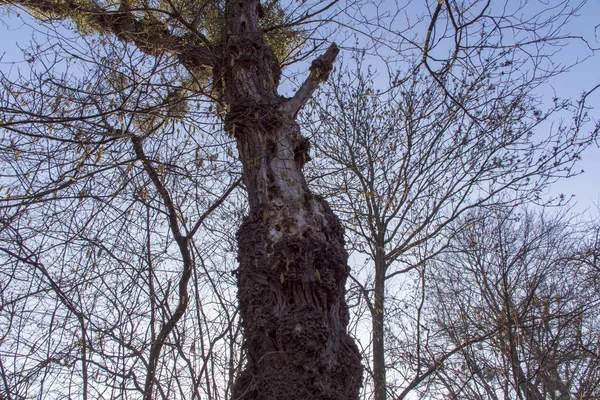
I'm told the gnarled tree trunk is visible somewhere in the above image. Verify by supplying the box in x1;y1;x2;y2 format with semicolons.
223;2;362;399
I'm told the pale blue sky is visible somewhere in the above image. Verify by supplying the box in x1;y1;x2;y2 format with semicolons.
542;0;599;214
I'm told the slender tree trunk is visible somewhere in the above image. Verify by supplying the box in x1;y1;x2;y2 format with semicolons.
224;1;362;399
501;291;543;400
373;247;386;400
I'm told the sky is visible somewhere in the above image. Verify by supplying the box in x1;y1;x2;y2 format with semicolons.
1;0;599;214
533;0;600;215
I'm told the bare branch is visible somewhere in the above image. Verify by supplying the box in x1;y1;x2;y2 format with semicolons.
283;42;339;118
131;135;194;400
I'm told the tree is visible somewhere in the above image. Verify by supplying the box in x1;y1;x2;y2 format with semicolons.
0;0;363;399
304;46;597;398
0;34;245;398
428;209;600;399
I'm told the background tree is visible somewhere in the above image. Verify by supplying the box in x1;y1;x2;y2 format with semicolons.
304;48;597;398
428;209;600;399
0;34;244;399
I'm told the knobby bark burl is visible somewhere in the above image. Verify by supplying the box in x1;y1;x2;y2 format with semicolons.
224;1;362;399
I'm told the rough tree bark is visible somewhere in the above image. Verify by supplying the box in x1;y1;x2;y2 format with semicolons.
223;1;362;399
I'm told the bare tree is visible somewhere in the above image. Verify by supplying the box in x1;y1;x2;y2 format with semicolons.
304;31;598;398
428;209;600;399
0;33;244;399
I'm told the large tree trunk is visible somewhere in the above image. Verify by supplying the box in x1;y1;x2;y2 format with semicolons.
223;1;362;399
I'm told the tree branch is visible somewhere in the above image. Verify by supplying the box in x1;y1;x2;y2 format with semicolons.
283;43;339;118
395;330;499;400
2;0;217;70
130;135;193;400
186;177;241;240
